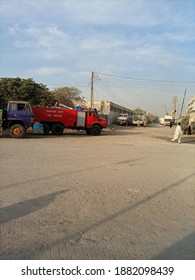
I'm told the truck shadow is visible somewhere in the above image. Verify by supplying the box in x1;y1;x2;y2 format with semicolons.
0;189;69;224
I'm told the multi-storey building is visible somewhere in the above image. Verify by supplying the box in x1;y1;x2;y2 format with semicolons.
87;100;134;125
187;96;195;132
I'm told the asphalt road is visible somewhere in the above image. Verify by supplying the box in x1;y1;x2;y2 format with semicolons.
0;124;194;259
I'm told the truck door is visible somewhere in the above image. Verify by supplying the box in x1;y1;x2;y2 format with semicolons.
77;111;86;127
8;102;33;127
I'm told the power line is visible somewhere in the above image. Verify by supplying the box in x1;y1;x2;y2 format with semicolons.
94;75;194;100
96;71;195;84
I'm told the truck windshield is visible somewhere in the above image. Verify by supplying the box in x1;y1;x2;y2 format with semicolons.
88;110;98;118
9;102;32;112
24;103;32;112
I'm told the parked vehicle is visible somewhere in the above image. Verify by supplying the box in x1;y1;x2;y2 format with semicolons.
32;104;107;136
132;115;144;126
159;117;165;125
164;115;174;126
0;101;34;138
0;101;107;137
117;113;132;126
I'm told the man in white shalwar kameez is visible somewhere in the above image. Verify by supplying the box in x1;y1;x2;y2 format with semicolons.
171;122;183;143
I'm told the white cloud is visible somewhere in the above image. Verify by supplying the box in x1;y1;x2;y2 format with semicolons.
29;67;66;76
2;0;194;30
59;0;181;27
8;24;75;59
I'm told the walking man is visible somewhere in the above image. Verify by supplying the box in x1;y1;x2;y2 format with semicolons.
171;122;183;144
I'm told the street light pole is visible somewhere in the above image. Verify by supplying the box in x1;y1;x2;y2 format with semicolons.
90;71;94;109
180;89;187;117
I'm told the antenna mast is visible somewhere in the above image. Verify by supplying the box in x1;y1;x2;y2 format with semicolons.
179;89;187;117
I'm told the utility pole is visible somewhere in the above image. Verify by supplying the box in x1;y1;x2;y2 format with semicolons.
90;71;94;109
164;105;168;114
172;96;177;118
179;89;187;117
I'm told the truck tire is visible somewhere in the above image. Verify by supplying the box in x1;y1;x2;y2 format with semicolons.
42;123;50;135
10;124;26;138
51;124;64;135
85;129;91;135
91;124;101;136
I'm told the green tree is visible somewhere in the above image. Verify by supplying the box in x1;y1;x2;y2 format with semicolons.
181;115;189;133
147;113;159;123
51;87;86;108
0;77;53;106
134;107;146;115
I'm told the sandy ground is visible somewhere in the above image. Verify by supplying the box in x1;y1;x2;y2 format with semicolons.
0;124;194;259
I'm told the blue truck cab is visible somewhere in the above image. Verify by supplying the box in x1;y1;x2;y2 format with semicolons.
0;101;34;138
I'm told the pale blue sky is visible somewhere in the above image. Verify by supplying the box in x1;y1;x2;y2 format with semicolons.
0;0;195;116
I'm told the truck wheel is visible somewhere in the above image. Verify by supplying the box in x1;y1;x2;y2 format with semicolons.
51;124;64;135
10;124;26;138
42;123;50;135
85;129;91;135
91;124;101;136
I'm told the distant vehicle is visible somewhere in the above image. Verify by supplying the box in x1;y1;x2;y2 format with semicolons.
164;115;173;126
117;113;132;126
159;117;165;125
132;114;145;126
